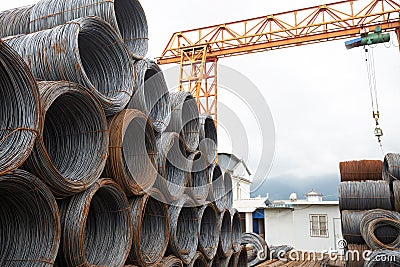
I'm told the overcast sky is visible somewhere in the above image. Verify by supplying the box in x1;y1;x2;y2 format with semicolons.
2;0;400;200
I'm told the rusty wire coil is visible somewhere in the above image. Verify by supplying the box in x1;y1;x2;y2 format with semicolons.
158;255;183;267
198;114;217;165
5;17;134;116
56;179;132;267
383;153;400;182
104;109;157;196
167;92;200;152
127;190;169;266
230;208;242;253
235;246;249;267
339;160;383;182
360;209;400;250
186;151;210;205
338;181;392;211
0;5;33;37
345;243;370;267
224;171;234;209
364;249;400;267
207;164;226;212
186;252;208;267
241;233;269;266
212;253;234;267
155;132;188;201
28;0;148;57
0;169;60;267
21;81;108;197
197;203;219;261
0;41;40;176
128;59;171;133
168;194;199;265
218;209;233;258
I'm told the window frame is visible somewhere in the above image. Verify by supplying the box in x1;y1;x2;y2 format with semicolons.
309;214;329;238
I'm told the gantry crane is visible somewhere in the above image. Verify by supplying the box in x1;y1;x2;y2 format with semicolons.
157;0;400;123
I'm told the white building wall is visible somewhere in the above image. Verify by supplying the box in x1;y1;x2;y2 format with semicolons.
232;177;251;200
264;205;342;252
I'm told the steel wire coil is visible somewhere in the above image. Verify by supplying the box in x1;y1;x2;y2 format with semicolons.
0;41;40;176
0;169;60;267
212;253;234;267
26;0;148;57
168;194;199;265
218;209;233;258
339;160;383;182
155;132;188;201
345;244;370;267
341;210;367;244
235;246;249;267
186;151;210;205
269;245;292;259
224;171;234;209
383;153;400;182
186;252;208;267
230;208;242;253
158;255;183;267
241;232;269;266
56;178;132;267
22;81;108;197
5;16;134;116
128;59;171;133
197;203;219;261
0;5;33;37
198;114;217;165
207;164;226;212
393;180;400;212
104;109;157;196
127;189;169;266
338;181;392;211
364;250;400;267
166;92;200;152
360;209;400;250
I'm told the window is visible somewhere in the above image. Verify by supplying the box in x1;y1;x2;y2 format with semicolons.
310;214;328;237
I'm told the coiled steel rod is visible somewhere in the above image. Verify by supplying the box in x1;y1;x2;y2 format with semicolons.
0;5;33;37
338;181;392;211
345;243;369;267
364;249;400;267
382;153;400;182
207;164;226;212
0;169;60;267
127;190;169;266
166;92;200;152
168;195;199;265
158;255;183;267
230;209;242;253
186;151;210;204
339;160;383;182
104;109;157;196
5;17;134;116
56;179;132;267
197;203;219;261
235;246;249;267
29;0;148;56
341;210;366;244
23;81;108;197
218;209;233;258
360;209;400;250
155;132;188;201
128;59;171;133
224;171;234;209
186;252;208;267
198;114;217;165
393;180;400;212
0;41;40;176
241;233;269;266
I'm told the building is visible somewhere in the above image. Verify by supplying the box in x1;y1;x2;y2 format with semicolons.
265;190;342;252
218;153;252;200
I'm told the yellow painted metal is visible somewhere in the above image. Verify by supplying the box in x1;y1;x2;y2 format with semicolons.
157;0;400;124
